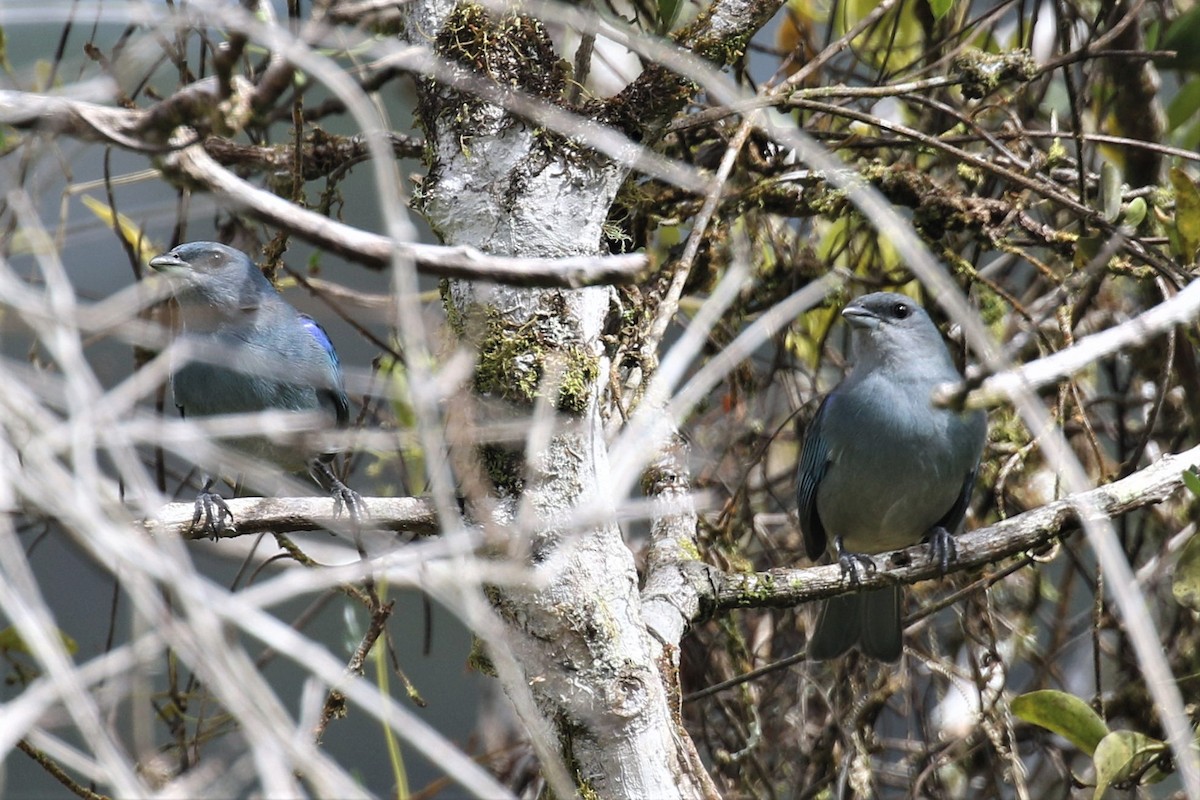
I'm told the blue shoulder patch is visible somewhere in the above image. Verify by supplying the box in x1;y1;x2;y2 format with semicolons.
300;314;350;426
299;314;341;368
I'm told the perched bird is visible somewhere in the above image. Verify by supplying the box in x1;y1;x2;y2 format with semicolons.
797;293;986;661
149;241;361;535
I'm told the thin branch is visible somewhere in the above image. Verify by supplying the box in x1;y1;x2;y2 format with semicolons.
202;132;424;180
16;739;111;800
148;496;439;538
943;278;1200;410
788;96;1182;279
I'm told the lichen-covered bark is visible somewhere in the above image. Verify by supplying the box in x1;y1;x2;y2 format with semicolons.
403;0;774;794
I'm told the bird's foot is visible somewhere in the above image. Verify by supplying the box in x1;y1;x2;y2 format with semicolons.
927;525;957;574
311;458;366;530
330;478;366;526
190;482;235;540
833;535;876;586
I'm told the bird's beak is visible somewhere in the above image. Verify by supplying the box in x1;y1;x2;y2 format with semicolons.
842;304;879;329
149;253;188;273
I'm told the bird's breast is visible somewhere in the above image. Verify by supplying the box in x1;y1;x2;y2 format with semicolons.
815;377;978;554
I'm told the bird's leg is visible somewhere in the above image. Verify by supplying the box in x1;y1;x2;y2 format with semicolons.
190;476;235;540
927;525;957;574
312;459;365;526
833;534;876;586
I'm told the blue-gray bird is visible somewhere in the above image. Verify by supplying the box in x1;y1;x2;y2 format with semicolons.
149;241;361;535
797;293;986;661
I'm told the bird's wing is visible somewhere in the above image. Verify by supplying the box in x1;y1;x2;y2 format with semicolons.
935;467;977;533
797;394;834;561
298;314;350;427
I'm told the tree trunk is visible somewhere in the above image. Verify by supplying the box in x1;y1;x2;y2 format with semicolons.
407;4;717;796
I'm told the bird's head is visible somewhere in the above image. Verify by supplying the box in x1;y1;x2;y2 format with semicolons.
149;242;269;309
842;292;954;371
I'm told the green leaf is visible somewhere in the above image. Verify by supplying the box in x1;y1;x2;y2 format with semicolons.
80;195;159;266
1092;731;1167;799
1170;167;1200;262
1167;77;1200;132
838;0;924;72
1012;690;1109;755
1122;197;1147;229
1173;527;1200;610
0;26;11;74
1160;5;1200;73
926;0;954;20
658;0;684;32
0;626;78;655
1184;467;1200;497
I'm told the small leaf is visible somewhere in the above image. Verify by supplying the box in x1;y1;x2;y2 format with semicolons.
80;195;159;266
1167;77;1200;132
0;626;77;655
1092;730;1167;799
926;0;954;20
1074;231;1103;269
1169;167;1200;262
1122;197;1147;229
1173;527;1200;610
1184;467;1200;497
1012;690;1109;755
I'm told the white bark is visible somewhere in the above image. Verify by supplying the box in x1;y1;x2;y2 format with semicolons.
408;10;714;795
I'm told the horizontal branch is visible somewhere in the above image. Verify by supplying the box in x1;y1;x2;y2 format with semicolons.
713;444;1200;611
202;132;424;180
146;496;439;538
0;89;648;288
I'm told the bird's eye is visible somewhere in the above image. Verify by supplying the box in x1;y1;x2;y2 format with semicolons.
893;302;911;319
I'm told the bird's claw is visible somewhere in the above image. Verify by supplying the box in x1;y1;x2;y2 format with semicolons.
927;526;957;574
833;535;876;586
311;458;365;529
330;477;366;527
190;490;234;540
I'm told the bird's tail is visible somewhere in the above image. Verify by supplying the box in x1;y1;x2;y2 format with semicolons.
807;586;902;662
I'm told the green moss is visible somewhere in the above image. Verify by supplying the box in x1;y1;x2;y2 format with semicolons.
743;573;777;603
475;312;543;402
438;5;565;97
576;779;601;800
951;48;1036;100
544;715;603;800
429;2;569;147
440;279;465;335
677;537;701;561
479;444;525;495
466;636;497;677
556;347;600;413
468;305;600;414
976;285;1008;328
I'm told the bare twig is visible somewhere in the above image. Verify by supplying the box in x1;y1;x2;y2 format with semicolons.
942;278;1200;409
